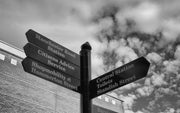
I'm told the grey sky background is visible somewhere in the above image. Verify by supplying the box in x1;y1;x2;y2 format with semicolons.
1;0;180;113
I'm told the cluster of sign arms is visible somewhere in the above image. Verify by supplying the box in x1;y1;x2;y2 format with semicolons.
22;29;150;99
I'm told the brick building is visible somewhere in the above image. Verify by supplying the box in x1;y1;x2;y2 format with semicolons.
0;40;124;113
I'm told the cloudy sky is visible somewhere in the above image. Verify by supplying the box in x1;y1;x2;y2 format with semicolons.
1;0;180;113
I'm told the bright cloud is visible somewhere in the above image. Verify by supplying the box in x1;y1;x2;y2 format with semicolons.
159;87;178;95
127;37;147;55
91;52;105;78
176;109;180;113
147;52;163;64
151;73;167;86
136;86;154;97
116;1;160;34
163;60;180;75
175;45;180;60
162;108;175;113
144;78;151;86
119;94;137;110
115;46;138;63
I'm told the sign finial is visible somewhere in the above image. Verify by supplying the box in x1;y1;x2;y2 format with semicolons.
81;42;92;50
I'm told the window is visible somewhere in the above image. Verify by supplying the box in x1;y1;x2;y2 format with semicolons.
11;58;17;65
0;53;5;60
105;97;109;102
112;100;116;105
98;96;102;99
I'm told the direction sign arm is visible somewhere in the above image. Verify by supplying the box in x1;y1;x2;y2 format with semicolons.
89;57;150;99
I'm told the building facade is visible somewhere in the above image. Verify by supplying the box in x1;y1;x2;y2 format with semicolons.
0;40;124;113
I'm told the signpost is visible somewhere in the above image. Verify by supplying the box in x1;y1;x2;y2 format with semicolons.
22;29;80;92
22;29;150;113
89;57;150;99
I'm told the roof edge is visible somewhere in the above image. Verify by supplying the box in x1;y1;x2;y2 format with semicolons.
0;40;26;59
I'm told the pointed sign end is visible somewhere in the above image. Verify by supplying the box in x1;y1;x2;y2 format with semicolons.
23;43;31;56
25;29;36;43
23;43;29;50
141;57;150;66
25;29;33;36
140;56;150;76
21;58;28;72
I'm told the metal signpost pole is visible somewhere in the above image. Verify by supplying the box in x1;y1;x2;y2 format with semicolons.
80;42;92;113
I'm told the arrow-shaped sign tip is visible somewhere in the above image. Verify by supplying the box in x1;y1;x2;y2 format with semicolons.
23;43;32;56
141;57;150;66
